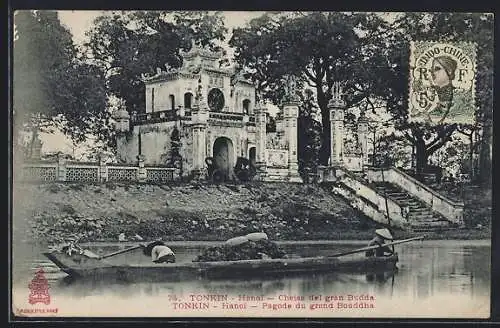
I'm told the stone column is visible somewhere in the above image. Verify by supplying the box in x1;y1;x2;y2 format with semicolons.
98;153;108;182
329;82;346;166
112;108;131;164
254;104;267;180
282;101;302;182
31;136;43;160
56;153;67;182
137;154;147;182
357;112;369;166
190;107;209;179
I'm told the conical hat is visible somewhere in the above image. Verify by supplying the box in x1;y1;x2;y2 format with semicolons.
375;228;393;240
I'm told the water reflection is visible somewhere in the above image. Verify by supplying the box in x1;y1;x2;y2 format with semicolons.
12;240;490;317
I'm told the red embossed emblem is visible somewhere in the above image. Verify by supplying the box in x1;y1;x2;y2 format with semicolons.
28;268;50;305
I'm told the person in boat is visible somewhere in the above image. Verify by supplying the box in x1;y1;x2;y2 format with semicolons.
142;241;176;263
366;228;394;257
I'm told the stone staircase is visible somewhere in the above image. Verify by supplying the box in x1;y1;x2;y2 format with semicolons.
372;181;452;233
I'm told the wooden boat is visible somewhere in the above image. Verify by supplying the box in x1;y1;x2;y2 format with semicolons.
43;250;398;282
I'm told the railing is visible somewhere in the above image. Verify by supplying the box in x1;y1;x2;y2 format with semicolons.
21;161;58;182
19;159;177;184
132;110;179;125
132;110;255;126
334;167;408;229
209;112;244;122
365;166;464;225
144;72;201;84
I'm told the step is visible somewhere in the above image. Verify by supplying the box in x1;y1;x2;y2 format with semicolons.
386;194;412;200
409;205;429;210
411;220;450;227
407;201;425;206
409;210;432;215
411;227;452;233
403;204;423;208
385;191;407;196
409;211;434;217
411;214;437;218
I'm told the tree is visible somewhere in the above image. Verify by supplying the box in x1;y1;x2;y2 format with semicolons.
85;11;227;114
365;117;394;166
13;10;108;155
230;12;403;165
375;134;413;168
387;13;493;182
230;12;493;181
297;89;322;178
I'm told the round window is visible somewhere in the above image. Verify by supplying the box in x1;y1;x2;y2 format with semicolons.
208;88;225;112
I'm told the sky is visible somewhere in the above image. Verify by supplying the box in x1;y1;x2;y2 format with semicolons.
58;11;268;46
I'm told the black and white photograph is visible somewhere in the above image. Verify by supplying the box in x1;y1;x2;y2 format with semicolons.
10;10;493;318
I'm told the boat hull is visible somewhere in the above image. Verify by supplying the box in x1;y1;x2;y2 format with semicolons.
44;251;398;282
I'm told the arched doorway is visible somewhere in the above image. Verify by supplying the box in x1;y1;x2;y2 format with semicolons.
213;137;234;180
243;99;251;114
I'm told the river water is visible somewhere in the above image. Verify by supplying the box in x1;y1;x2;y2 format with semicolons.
12;240;490;318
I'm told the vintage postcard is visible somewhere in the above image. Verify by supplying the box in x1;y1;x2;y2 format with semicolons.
11;10;492;319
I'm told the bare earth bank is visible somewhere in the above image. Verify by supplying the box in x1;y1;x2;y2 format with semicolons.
12;181;491;248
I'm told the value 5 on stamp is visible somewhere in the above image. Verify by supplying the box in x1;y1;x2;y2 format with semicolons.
409;41;477;125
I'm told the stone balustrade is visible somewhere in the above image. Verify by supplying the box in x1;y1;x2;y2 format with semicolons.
18;157;177;184
131;110;256;127
132;109;179;125
335;167;408;228
365;166;464;225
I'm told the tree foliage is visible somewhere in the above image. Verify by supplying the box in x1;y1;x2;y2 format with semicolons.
85;11;227;113
13;10;108;152
229;12;493;183
297;89;322;178
391;13;493;181
230;12;405;165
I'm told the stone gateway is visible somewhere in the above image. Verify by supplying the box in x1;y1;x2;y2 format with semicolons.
113;44;302;182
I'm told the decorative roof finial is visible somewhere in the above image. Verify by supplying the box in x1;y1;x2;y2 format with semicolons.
328;81;346;108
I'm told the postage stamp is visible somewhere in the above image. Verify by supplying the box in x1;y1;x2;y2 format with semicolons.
409;41;477;125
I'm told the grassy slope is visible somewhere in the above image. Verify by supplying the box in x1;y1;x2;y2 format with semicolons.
13;181;490;247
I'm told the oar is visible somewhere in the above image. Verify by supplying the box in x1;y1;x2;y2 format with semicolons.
98;244;146;260
327;236;425;258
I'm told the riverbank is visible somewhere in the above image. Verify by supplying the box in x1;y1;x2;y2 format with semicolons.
12;181;491;248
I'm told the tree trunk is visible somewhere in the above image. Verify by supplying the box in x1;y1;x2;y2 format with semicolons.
415;136;428;174
319;110;331;165
478;122;492;186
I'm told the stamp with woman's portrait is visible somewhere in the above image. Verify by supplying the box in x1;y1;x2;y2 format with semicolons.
409;41;477;125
